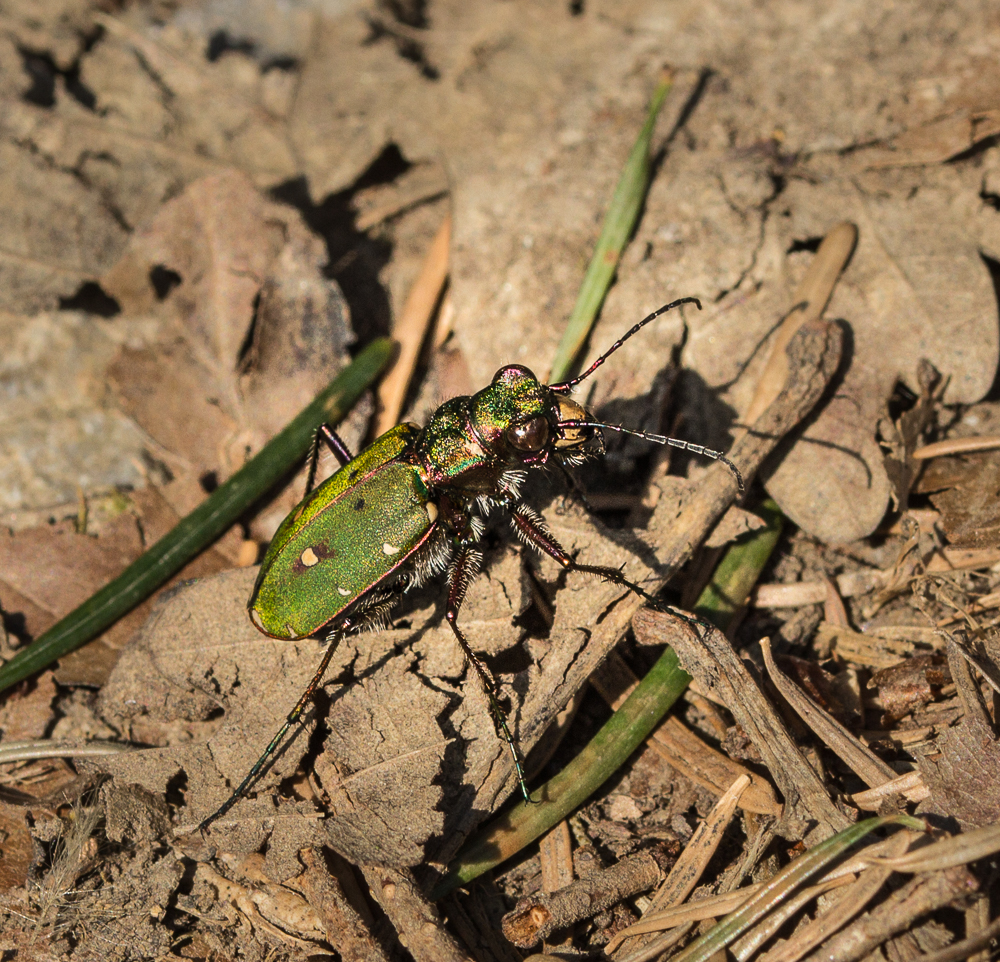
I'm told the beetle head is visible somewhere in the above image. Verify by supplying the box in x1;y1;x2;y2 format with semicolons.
468;363;604;466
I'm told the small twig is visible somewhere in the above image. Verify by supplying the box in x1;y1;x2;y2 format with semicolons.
849;770;929;810
605;776;750;956
501;850;665;948
298;849;390;962
360;864;473;962
912;434;1000;459
637;612;850;840
538;820;575;895
738;222;857;429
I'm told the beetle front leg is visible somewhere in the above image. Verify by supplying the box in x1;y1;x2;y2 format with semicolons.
446;547;532;803
305;425;355;493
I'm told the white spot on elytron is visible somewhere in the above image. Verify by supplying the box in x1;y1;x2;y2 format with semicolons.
426;501;438;523
338;587;351;597
300;547;319;567
383;542;401;556
250;609;266;631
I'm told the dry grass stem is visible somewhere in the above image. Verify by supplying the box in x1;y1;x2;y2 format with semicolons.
375;212;452;435
760;638;897;788
738;222;857;429
849;771;929;810
799;867;978;962
912;435;1000;459
756;830;916;962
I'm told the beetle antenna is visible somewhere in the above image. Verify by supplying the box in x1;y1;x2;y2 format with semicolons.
560;419;744;492
548;297;702;393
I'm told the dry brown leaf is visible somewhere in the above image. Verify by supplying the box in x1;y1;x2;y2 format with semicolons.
0;670;57;741
868;654;952;725
918;707;1000;830
925;453;1000;550
0;490;237;685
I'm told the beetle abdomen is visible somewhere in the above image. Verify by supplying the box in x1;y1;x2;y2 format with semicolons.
248;429;436;640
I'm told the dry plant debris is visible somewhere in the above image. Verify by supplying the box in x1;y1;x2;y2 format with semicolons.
1;0;1000;959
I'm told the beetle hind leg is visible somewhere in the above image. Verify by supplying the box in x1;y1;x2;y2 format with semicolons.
197;631;343;832
446;547;533;803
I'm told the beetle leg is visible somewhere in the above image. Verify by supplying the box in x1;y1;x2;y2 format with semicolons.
198;632;342;833
446;547;532;803
305;426;355;493
510;505;661;608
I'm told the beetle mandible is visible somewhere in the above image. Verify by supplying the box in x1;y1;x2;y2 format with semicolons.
199;296;743;831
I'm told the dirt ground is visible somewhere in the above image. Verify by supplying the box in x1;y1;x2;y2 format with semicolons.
1;0;999;959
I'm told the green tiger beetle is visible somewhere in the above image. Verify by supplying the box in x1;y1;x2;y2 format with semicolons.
199;297;743;831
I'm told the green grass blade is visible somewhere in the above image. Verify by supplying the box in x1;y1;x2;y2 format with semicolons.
547;72;673;384
0;339;395;695
430;500;784;899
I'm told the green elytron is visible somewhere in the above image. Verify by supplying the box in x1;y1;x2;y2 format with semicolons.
199;298;742;830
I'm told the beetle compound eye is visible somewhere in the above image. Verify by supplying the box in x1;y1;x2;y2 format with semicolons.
507;417;549;452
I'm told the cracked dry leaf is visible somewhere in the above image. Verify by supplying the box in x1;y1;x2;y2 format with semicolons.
96;543;530;868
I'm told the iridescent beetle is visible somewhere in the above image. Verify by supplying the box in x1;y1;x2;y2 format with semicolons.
199;297;742;830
